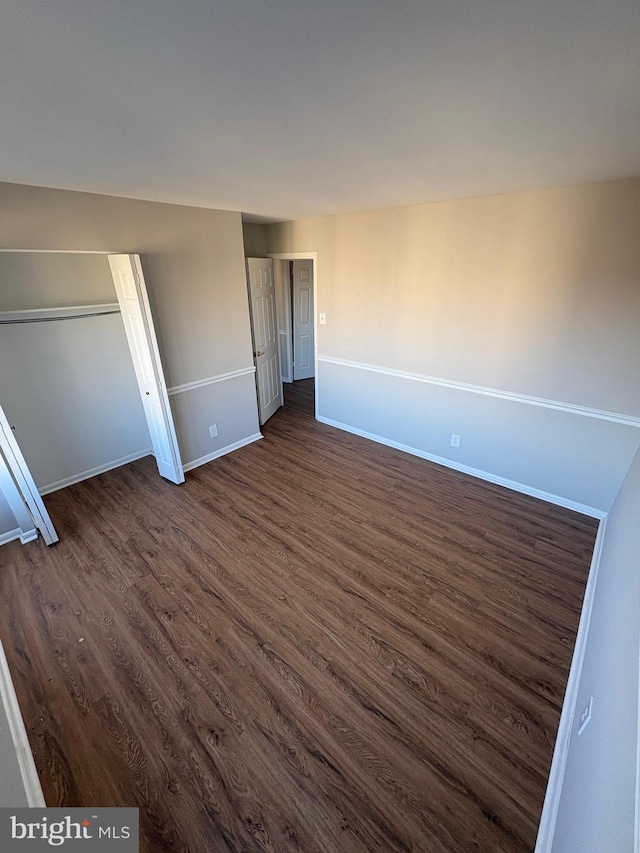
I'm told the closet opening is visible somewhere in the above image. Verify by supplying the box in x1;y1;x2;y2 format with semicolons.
273;255;316;419
0;250;183;546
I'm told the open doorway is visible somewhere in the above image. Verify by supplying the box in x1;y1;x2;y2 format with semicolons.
283;377;315;417
270;253;317;420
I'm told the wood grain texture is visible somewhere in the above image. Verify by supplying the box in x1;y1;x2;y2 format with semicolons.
0;379;597;852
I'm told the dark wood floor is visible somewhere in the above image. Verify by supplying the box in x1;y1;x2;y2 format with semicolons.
0;381;597;852
284;378;315;415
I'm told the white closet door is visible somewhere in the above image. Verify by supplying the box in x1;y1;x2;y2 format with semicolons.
108;254;184;485
292;260;314;380
0;405;57;545
0;451;37;544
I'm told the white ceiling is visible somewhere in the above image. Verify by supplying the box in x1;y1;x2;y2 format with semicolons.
2;0;640;222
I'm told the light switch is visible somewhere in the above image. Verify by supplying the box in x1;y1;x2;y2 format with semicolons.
319;312;326;325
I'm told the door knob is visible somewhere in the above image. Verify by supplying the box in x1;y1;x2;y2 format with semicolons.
255;350;265;357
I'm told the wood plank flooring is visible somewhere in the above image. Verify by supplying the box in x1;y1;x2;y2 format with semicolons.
0;380;597;852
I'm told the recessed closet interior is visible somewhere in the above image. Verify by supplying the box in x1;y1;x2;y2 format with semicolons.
0;252;151;496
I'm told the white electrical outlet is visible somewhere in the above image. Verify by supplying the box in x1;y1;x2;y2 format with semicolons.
578;696;593;735
450;433;461;448
208;424;218;438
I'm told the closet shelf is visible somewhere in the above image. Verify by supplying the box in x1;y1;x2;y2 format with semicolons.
0;303;120;324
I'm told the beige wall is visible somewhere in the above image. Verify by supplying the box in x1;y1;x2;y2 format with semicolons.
0;183;261;539
0;182;255;386
270;178;640;415
0;251;116;308
268;177;640;511
242;222;268;257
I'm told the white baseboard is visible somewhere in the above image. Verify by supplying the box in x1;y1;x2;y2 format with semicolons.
0;526;37;547
38;449;153;496
182;433;263;473
0;528;24;547
0;639;46;807
534;516;608;852
317;416;607;520
19;530;38;545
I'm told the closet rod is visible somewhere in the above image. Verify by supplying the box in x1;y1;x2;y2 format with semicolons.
0;310;121;325
0;303;121;325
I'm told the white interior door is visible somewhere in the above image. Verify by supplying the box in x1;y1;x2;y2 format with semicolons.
0;405;57;545
292;260;314;380
108;254;184;485
246;258;283;425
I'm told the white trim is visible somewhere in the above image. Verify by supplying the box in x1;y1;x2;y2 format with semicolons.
182;433;263;473
269;252;319;420
318;355;640;429
38;449;152;496
0;303;120;323
317;415;607;519
534;517;608;852
0;639;46;807
268;253;317;259
19;530;38;545
167;366;256;397
0;528;23;547
0;527;37;547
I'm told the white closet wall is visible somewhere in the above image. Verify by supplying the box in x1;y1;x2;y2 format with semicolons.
0;487;18;541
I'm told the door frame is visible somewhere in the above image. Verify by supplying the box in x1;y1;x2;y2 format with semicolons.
268;252;318;419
